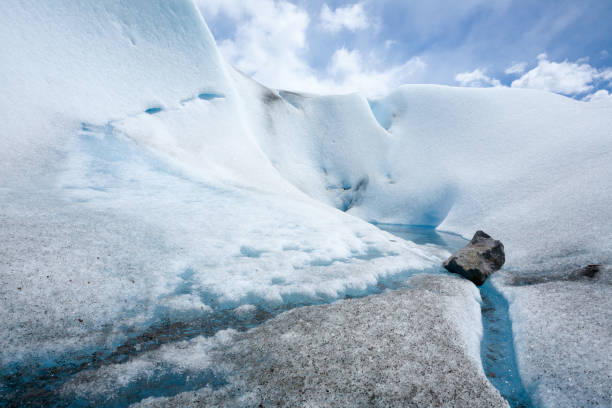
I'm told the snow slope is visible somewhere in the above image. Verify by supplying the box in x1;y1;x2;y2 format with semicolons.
238;79;612;272
1;0;611;406
0;0;444;370
0;0;231;184
370;86;612;271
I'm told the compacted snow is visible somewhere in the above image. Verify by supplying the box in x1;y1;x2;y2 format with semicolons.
127;275;508;408
496;270;612;407
0;0;442;365
1;0;611;406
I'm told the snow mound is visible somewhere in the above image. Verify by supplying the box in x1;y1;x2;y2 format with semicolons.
0;0;233;184
372;85;612;272
240;80;612;271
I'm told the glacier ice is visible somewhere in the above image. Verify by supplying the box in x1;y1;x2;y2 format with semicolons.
495;271;612;407
1;0;611;406
76;275;508;408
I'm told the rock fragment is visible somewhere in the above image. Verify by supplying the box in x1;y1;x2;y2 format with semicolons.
443;231;505;285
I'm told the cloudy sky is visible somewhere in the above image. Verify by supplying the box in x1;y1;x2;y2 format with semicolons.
197;0;612;100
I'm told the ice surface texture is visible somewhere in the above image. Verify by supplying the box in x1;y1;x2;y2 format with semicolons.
243;79;612;272
0;120;443;368
1;0;611;406
126;275;508;407
0;0;443;363
496;271;612;407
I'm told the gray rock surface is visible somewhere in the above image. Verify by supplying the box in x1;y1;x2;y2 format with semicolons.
443;231;505;285
134;275;508;408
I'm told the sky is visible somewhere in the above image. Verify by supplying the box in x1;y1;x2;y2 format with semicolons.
196;0;612;101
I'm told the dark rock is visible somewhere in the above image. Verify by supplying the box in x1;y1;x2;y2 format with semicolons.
563;263;602;282
443;231;505;286
262;91;282;105
510;263;605;286
576;264;600;278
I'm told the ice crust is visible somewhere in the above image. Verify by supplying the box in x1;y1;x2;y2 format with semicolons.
1;1;611;406
1;127;444;365
243;80;612;272
77;275;506;408
495;271;612;407
0;0;446;368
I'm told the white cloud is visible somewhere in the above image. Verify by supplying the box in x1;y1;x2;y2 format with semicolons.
320;3;370;33
329;48;363;76
455;68;502;87
511;55;611;95
457;56;612;98
583;89;612;103
200;0;317;91
196;0;424;97
384;39;397;50
326;48;426;96
599;68;612;81
505;62;527;75
195;0;249;19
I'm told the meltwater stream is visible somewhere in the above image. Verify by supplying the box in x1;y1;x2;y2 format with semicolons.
0;231;444;407
480;281;533;407
377;224;532;408
2;225;532;407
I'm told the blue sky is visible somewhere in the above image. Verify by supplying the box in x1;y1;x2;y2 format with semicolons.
197;0;612;100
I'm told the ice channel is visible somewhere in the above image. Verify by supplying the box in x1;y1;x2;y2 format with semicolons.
1;226;531;407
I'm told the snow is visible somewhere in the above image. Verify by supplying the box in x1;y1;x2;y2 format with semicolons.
1;0;611;406
495;270;612;407
241;80;612;271
373;86;612;272
234;69;612;272
0;0;445;370
74;275;507;408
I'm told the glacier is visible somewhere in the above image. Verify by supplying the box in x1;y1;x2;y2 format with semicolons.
1;0;611;407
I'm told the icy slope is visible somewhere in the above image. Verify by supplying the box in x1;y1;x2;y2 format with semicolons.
236;77;612;271
4;0;609;276
0;0;233;184
1;1;611;406
0;0;444;372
